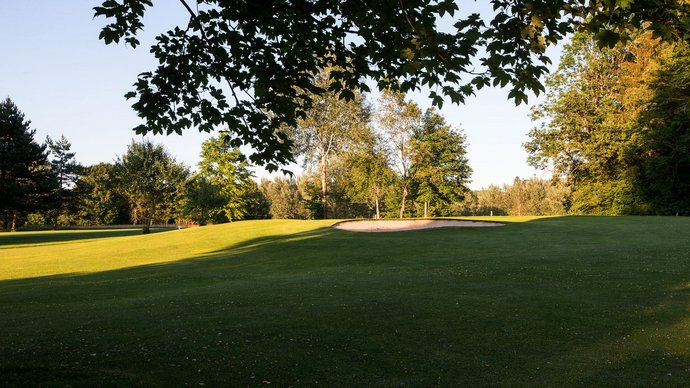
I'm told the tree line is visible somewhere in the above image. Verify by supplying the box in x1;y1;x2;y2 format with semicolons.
0;84;473;232
458;177;568;216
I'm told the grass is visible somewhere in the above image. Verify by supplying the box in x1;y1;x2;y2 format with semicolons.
1;216;689;386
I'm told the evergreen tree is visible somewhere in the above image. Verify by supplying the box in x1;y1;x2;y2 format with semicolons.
45;134;82;228
0;98;53;231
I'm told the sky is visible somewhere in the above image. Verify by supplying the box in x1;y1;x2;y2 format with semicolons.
0;1;560;190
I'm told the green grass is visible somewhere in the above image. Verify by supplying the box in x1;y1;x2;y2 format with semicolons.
1;217;690;386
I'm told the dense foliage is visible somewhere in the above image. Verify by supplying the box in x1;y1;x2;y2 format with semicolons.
635;48;690;214
94;0;690;169
0;99;54;231
458;177;568;216
526;32;690;215
72;163;130;225
114;141;190;233
292;69;371;218
411;109;472;217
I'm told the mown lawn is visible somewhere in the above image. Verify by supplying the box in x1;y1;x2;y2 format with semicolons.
1;217;689;386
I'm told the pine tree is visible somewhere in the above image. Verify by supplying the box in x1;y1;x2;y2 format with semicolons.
45;134;81;228
0;98;53;231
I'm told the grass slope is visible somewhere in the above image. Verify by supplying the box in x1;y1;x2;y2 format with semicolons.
1;217;689;386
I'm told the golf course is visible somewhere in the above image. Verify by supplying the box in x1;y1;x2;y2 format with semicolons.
2;216;690;386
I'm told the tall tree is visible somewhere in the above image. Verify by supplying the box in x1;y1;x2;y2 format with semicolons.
292;69;370;219
260;177;312;219
525;32;670;214
72;163;130;225
340;130;396;219
45;134;82;228
0;98;54;231
240;179;271;220
183;175;226;225
115;140;189;233
94;0;690;168
198;134;254;221
636;47;690;215
378;90;421;218
411;109;472;217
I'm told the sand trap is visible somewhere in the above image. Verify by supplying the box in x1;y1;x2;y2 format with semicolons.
333;219;503;232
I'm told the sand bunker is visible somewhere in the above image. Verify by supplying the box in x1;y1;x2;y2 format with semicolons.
333;219;503;232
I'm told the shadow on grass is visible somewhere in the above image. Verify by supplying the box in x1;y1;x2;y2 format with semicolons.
1;216;690;386
0;228;172;247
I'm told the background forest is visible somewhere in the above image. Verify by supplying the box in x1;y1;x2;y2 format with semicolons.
1;83;474;231
2;31;689;232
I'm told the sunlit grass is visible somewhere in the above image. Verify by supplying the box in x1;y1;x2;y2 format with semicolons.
0;220;336;280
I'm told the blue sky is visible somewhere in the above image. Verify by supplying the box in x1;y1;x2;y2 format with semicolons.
1;1;559;189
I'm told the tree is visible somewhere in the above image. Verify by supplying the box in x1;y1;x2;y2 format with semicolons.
0;98;54;231
183;175;226;225
525;32;670;214
115;140;189;233
94;0;690;168
45;134;82;228
198;134;255;221
240;179;271;220
378;90;421;218
292;69;370;219
260;177;311;219
72;163;130;225
411;109;472;217
456;177;567;216
340;131;397;219
635;47;690;215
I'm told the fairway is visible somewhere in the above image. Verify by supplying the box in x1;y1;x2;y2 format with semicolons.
1;217;690;386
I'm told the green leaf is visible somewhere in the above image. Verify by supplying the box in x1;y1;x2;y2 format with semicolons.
595;30;620;49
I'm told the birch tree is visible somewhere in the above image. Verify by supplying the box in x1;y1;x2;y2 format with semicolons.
292;69;370;219
377;90;421;218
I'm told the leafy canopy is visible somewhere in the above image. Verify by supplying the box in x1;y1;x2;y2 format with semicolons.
114;140;189;232
94;0;690;169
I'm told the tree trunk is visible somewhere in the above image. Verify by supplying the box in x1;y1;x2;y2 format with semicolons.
320;156;328;219
11;211;18;232
200;208;207;226
52;208;60;230
374;195;380;219
424;201;429;218
399;185;407;219
143;204;155;234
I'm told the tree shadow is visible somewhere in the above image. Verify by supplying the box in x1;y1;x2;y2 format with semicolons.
0;228;171;248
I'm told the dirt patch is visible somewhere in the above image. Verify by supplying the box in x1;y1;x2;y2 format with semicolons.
332;219;504;232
